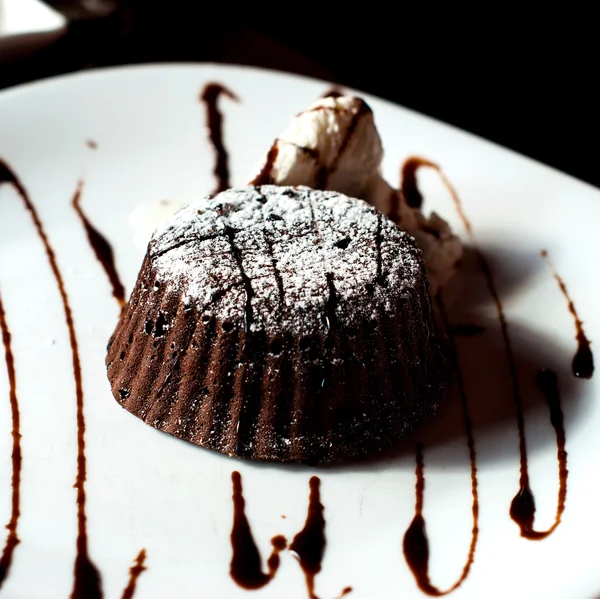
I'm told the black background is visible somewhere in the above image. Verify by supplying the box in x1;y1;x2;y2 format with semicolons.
1;2;598;190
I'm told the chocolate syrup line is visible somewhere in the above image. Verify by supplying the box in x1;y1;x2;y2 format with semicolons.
0;289;21;589
71;180;126;309
540;249;594;379
71;179;148;594
250;142;279;186
120;549;147;599
229;473;343;598
258;197;285;313
401;299;479;597
0;159;102;598
401;157;438;210
230;471;287;589
290;476;326;599
224;225;254;333
200;83;239;194
400;156;568;541
510;369;568;540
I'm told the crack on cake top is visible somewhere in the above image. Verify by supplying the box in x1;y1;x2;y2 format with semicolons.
150;185;425;335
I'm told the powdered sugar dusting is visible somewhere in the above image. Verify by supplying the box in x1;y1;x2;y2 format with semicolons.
150;186;425;335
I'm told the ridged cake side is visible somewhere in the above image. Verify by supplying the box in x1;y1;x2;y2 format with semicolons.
106;264;445;462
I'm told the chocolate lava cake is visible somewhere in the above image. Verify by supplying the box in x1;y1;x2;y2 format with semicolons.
106;185;449;464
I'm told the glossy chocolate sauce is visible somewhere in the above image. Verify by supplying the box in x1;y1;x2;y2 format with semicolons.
200;83;239;194
120;549;147;599
71;181;126;308
0;290;21;588
541;250;594;379
230;471;287;589
249;142;279;186
510;369;568;540
0;159;102;598
401;157;438;209
403;297;479;596
402;156;569;542
290;476;326;599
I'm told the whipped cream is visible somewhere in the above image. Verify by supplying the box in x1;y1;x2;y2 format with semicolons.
249;95;462;293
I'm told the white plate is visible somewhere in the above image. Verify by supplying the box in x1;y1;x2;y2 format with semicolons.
1;63;599;599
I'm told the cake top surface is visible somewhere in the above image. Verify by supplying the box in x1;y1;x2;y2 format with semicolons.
149;185;427;335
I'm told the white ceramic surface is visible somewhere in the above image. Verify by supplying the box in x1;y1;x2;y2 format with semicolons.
1;63;599;599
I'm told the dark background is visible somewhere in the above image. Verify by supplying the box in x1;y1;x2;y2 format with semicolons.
1;2;598;190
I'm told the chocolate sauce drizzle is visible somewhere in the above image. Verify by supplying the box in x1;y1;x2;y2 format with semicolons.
541;250;594;379
259;198;285;312
0;290;21;589
0;159;102;598
250;142;279;186
71;180;126;309
510;369;568;540
200;83;239;194
401;156;569;542
401;157;438;209
230;471;287;589
224;225;254;333
290;476;326;599
120;549;147;599
71;178;147;594
402;298;479;596
230;473;335;597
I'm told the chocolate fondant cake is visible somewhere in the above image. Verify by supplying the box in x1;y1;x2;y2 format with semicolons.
106;185;449;463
